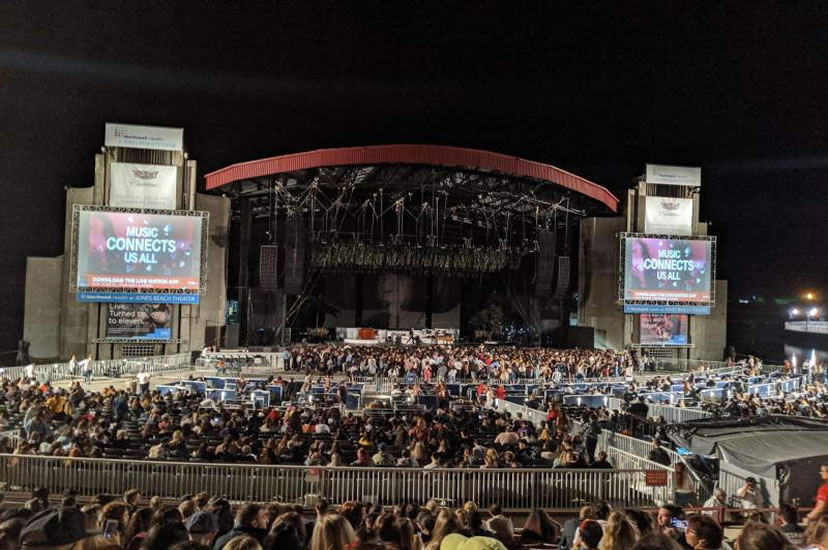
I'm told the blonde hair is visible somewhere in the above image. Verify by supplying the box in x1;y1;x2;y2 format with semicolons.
599;511;639;550
223;535;263;550
312;514;357;550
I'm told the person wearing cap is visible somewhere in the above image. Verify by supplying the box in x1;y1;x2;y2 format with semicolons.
372;443;395;466
737;477;765;510
187;510;219;546
440;533;508;550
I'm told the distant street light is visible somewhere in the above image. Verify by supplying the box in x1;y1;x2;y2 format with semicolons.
805;292;815;301
791;308;800;316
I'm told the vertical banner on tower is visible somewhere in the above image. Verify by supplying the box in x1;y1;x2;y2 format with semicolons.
644;196;693;235
110;163;178;209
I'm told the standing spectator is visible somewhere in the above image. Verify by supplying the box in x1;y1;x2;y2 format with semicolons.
80;355;93;382
581;412;602;464
137;370;152;394
805;463;828;525
673;463;697;507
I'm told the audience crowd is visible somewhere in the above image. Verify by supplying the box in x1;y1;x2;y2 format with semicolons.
0;488;825;550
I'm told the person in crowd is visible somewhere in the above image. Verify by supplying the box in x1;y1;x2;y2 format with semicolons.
311;514;357;550
632;532;683;550
736;478;765;510
657;505;689;548
519;509;558;545
599;511;639;550
263;511;306;550
776;502;805;547
577;520;604;550
186;510;219;548
684;514;725;550
702;489;729;520
213;504;267;550
805;515;828;550
734;522;798;550
560;506;593;550
648;439;671;466
805;463;828;525
673;462;697;507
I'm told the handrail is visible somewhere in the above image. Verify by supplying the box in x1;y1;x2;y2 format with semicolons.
0;453;673;510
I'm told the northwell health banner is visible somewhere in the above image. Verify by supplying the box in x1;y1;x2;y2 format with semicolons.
110;162;178;209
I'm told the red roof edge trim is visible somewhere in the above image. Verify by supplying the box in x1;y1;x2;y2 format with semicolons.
204;144;618;212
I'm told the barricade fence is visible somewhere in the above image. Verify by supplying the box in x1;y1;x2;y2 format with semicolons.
1;353;193;384
0;454;672;510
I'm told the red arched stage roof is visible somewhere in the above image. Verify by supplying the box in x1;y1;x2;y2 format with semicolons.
204;144;619;212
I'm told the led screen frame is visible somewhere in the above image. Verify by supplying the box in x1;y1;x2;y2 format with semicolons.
618;232;716;307
70;205;209;298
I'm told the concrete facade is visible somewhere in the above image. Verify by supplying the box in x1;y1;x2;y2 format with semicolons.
23;257;64;359
23;133;229;360
578;177;727;360
579;216;627;350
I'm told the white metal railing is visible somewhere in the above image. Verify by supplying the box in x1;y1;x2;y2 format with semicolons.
785;321;828;335
0;454;672;510
0;353;192;383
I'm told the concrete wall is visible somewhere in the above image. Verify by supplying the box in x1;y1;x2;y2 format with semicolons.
578;216;626;350
185;193;231;351
690;279;728;361
60;186;96;360
23;257;64;359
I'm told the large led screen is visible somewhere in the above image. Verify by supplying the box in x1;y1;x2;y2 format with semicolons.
639;314;689;345
75;208;204;292
622;235;713;303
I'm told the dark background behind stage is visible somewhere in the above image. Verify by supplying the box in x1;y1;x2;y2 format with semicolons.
1;2;826;357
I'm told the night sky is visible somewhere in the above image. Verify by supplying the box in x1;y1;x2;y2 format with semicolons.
1;2;826;354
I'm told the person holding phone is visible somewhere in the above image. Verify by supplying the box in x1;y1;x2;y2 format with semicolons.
657;505;690;548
